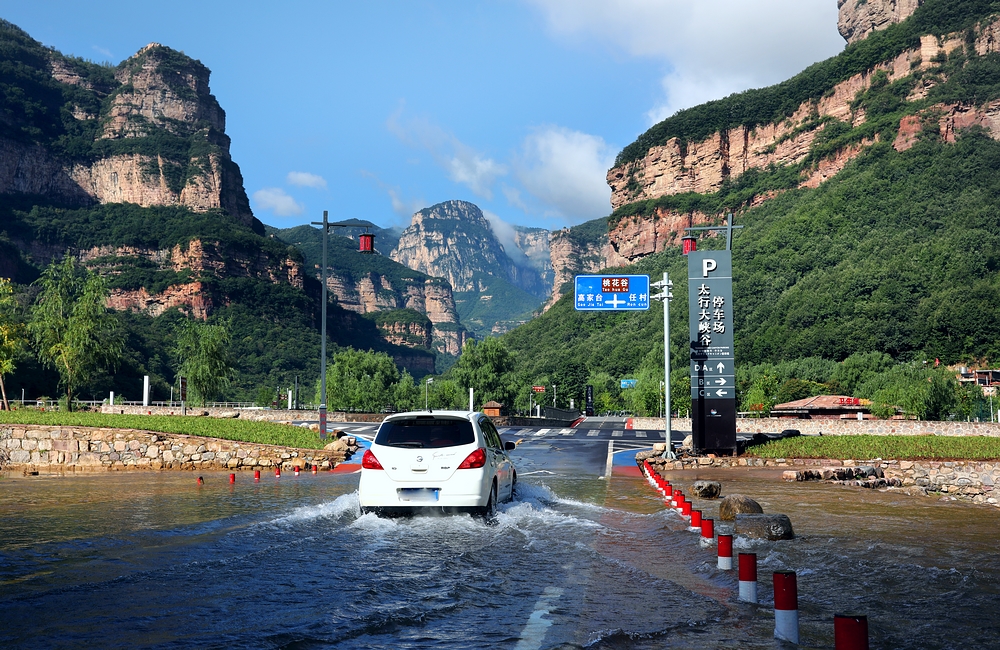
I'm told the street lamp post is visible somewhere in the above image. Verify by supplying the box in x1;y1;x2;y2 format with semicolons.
425;377;434;410
552;384;556;408
651;272;674;456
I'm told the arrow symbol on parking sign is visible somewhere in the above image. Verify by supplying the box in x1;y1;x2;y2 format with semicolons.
716;389;729;397
716;362;725;372
714;377;727;385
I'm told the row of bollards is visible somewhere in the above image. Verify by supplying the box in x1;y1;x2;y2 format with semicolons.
641;460;870;649
198;465;325;485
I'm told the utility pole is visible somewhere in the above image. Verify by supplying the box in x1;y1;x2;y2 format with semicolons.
310;210;329;440
651;272;674;455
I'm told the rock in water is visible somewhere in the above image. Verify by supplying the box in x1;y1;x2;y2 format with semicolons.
692;480;722;498
734;514;795;540
719;494;764;520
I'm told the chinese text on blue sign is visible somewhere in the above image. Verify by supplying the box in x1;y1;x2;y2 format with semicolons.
574;275;650;311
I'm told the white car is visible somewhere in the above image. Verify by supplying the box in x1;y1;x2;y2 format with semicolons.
358;411;517;516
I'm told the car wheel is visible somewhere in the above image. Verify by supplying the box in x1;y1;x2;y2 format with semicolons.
481;482;498;523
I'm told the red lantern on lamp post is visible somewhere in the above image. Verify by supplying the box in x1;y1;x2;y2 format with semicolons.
681;235;697;255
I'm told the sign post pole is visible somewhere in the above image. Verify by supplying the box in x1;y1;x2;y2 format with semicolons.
651;273;674;454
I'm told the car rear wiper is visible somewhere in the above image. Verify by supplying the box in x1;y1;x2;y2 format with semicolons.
388;442;424;448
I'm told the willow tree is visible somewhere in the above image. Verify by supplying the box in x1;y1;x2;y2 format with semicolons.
29;257;122;409
173;318;236;406
0;278;26;410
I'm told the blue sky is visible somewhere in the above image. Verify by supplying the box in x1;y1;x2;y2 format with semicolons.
9;1;845;232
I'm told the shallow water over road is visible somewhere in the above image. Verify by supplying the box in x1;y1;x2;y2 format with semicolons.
1;446;998;649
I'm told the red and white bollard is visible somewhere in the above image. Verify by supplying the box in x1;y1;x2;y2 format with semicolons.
254;470;261;481
294;466;300;476
229;473;236;484
701;517;714;541
717;533;733;570
834;614;869;650
773;570;799;644
275;467;281;478
312;465;318;474
681;500;692;517
738;553;758;603
690;509;702;531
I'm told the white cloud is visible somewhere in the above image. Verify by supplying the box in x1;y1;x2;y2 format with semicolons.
387;108;507;199
483;209;531;268
91;45;113;60
514;126;615;221
252;187;304;217
360;170;426;221
286;171;327;189
502;184;529;211
525;0;844;125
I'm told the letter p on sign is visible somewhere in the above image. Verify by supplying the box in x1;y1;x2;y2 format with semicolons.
702;259;718;277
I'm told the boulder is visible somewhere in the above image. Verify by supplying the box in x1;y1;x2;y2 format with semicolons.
324;438;349;452
719;494;764;520
682;435;693;448
734;513;794;540
652;443;667;453
216;410;240;418
691;480;722;498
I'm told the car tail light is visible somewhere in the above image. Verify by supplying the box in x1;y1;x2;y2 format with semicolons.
457;448;486;469
362;449;384;470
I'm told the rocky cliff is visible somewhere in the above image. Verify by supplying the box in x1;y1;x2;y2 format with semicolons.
606;17;1000;211
838;0;922;45
0;33;255;227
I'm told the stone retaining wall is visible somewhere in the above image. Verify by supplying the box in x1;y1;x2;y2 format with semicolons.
631;417;1000;437
639;452;1000;507
0;425;347;472
99;405;387;423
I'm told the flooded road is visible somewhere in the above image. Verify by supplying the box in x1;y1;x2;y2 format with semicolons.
1;440;998;649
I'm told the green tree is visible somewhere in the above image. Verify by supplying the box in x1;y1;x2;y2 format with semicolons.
29;256;122;409
318;348;414;412
0;278;26;410
858;363;958;420
452;337;517;409
173;318;236;406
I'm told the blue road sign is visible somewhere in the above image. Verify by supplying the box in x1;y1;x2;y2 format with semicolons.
620;379;637;389
574;275;650;311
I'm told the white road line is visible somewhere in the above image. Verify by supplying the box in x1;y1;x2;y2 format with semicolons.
514;586;564;650
586;431;599;437
559;428;573;434
612;430;623;438
604;440;614;479
635;431;647;438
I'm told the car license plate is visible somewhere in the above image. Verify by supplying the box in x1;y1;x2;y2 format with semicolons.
398;488;439;503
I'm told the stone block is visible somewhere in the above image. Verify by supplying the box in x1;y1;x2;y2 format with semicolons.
145;446;159;458
113;441;127;452
22;439;38;451
719;494;764;520
162;450;174;463
9;450;30;463
52;439;77;452
183;445;198;455
76;452;103;466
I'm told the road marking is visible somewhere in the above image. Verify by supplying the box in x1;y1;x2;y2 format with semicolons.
559;428;573;434
514;586;564;650
537;429;550;434
603;440;614;479
586;431;599;437
635;431;647;438
612;430;623;438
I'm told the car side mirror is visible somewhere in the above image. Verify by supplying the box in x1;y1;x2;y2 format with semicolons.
504;441;516;451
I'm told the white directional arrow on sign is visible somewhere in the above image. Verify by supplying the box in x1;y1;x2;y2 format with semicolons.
716;362;725;372
716;389;730;397
714;377;727;385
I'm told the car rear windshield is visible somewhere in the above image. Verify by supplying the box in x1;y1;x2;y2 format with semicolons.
375;417;475;448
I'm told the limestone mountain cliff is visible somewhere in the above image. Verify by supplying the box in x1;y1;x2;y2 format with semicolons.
268;224;470;357
390;200;549;337
839;0;922;45
0;27;256;228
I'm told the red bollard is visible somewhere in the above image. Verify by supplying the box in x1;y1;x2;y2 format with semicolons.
196;476;204;485
738;553;758;603
773;571;799;643
275;467;281;478
254;470;261;481
717;533;733;570
681;501;692;517
294;466;300;476
312;465;318;474
690;509;702;529
834;615;869;650
701;517;714;540
229;473;235;484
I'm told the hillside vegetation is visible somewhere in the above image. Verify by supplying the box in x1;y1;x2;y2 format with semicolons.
615;0;1000;166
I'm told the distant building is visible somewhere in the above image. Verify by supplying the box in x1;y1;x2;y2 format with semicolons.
957;367;1000;395
483;400;503;417
771;395;871;420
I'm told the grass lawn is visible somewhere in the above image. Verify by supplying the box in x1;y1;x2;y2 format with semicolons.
747;435;1000;461
0;411;326;449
